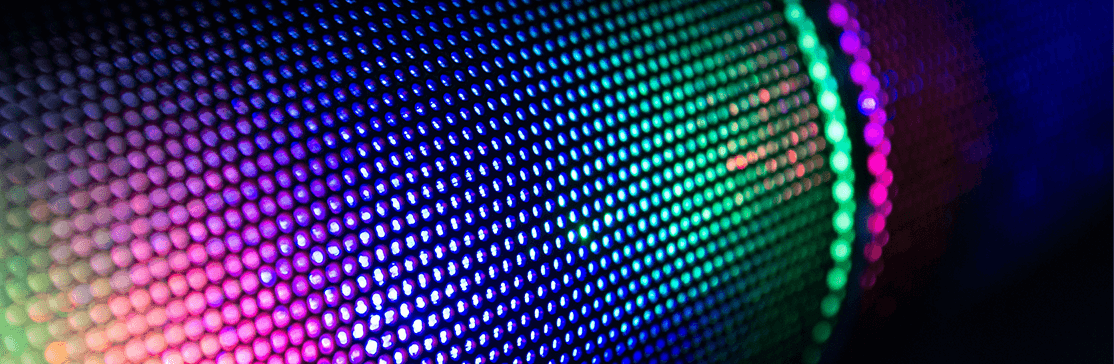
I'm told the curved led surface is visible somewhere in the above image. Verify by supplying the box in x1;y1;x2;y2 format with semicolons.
0;0;852;363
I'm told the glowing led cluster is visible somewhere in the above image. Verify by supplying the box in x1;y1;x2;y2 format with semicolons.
828;0;891;289
0;0;852;363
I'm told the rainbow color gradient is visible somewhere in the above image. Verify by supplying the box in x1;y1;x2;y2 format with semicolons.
0;0;853;363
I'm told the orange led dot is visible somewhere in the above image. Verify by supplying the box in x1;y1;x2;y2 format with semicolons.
45;341;68;364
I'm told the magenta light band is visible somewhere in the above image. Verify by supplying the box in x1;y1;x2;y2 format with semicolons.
828;0;893;289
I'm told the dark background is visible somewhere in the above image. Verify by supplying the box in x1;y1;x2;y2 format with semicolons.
824;0;1113;363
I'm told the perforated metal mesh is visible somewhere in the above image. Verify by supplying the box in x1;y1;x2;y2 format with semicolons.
0;1;852;363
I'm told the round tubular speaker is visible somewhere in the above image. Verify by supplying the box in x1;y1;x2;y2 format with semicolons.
0;0;855;363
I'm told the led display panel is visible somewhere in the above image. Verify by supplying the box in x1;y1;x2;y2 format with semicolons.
0;0;853;363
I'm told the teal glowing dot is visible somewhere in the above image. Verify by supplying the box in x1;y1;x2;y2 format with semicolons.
812;321;832;343
834;181;853;202
826;268;848;290
821;295;842;318
800;34;818;49
831;151;851;172
831;240;851;261
820;91;839;112
826;119;847;142
811;63;830;80
834;211;853;232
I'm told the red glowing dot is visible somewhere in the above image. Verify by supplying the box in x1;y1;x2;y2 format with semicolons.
758;89;771;103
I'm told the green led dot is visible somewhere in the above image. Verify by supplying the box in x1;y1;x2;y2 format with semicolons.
821;295;842;318
1;324;26;353
831;240;851;261
834;211;852;232
827;268;848;290
811;63;829;79
831;151;851;172
834;181;853;202
826;119;847;142
820;91;839;111
812;321;832;343
800;34;817;49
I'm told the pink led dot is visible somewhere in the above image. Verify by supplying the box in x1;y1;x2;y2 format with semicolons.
104;347;127;364
131;239;154;262
878;169;894;187
867;151;888;175
149;258;171;279
875;231;891;247
240;272;260;295
828;3;849;25
849;62;870;85
271;330;289;352
162;350;185;364
203;309;224;332
165;324;186;346
284;348;302;364
839;31;861;53
237;321;257;342
864;122;884;147
869;109;887;124
189;221;210;242
864;77;881;93
860;96;877;114
188;243;210;265
876;139;892;156
860;271;877;289
169;252;191;273
145;332;167;355
206;261;226;282
219;327;239;350
187;268;208;291
221;303;241;324
869;182;889;206
186;292;207;315
301;341;319;362
167;300;187;322
252;338;272;359
224;255;244;277
130;289;151;312
125;339;147;362
109;296;132;318
223;279;243;300
234;346;254;364
130;265;153;287
240;297;259;318
864;243;882;263
130;217;151;237
201;334;221;357
146;307;168;327
867;213;887;234
181;342;202;364
186;318;207;341
126;314;149;336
